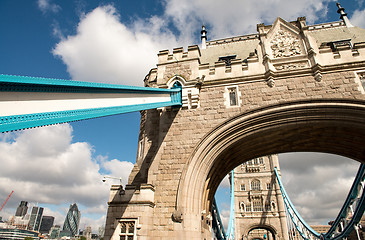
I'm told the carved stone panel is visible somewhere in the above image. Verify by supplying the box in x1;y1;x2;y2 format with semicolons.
270;29;302;58
274;61;308;71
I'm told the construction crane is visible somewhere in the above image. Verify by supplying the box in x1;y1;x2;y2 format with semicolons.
0;191;14;212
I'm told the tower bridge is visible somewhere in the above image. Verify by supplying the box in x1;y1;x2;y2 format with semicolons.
1;3;365;240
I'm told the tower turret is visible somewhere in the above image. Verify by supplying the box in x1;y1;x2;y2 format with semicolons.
201;25;207;49
337;2;354;27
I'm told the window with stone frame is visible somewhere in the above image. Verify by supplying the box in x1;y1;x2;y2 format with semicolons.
240;184;246;191
252;198;263;212
120;220;135;240
138;139;144;159
267;183;271;190
225;85;240;108
228;87;238;106
251;179;261;191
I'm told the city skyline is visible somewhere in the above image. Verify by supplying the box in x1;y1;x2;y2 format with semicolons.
1;199;102;238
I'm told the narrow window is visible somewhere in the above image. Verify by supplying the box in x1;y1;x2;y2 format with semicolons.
259;157;264;164
271;201;276;211
228;87;238;106
267;183;271;190
240;184;245;191
240;202;245;212
138;140;144;158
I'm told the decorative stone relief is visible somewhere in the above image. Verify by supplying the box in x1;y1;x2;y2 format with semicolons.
357;71;365;81
314;71;322;82
172;209;183;223
182;87;200;109
270;29;302;58
274;62;308;71
267;78;275;87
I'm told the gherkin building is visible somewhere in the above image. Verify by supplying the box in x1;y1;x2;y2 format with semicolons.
63;203;81;237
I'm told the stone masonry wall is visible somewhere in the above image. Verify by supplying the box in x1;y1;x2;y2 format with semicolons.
136;70;365;238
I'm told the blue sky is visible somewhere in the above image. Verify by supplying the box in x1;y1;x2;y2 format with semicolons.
0;0;364;233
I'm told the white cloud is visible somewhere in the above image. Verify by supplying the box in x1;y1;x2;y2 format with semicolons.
357;0;365;7
37;0;61;14
101;158;134;186
52;1;338;86
350;8;365;28
52;5;179;86
0;124;134;232
163;0;335;40
220;209;230;230
219;174;230;188
279;152;360;225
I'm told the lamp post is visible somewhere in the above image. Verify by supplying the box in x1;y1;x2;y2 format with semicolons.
102;176;125;195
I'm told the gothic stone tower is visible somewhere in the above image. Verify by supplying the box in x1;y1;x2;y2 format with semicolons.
104;9;365;240
233;155;288;240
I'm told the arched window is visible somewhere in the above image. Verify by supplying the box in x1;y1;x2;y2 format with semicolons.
271;201;276;211
172;81;182;88
251;179;261;191
240;202;245;212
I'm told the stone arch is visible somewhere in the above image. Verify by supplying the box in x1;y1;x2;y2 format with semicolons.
166;75;186;88
246;224;278;240
175;99;365;233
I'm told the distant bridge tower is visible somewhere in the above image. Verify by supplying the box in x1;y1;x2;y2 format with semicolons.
233;155;288;240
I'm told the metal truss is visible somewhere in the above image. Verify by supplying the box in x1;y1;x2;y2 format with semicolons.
0;74;181;132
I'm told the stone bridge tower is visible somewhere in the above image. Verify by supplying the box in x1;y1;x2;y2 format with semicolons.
105;8;365;240
233;155;287;240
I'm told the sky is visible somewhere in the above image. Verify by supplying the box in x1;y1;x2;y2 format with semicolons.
0;0;364;234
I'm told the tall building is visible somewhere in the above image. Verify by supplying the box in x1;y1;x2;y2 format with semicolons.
28;206;43;232
233;155;288;239
39;216;54;234
63;203;81;237
15;201;28;217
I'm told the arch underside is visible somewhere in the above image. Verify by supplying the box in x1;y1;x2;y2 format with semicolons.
176;99;365;220
247;225;277;240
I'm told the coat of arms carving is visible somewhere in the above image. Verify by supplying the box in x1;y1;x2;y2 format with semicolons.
270;29;302;58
